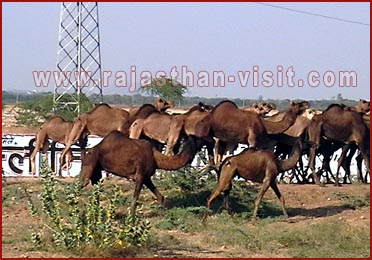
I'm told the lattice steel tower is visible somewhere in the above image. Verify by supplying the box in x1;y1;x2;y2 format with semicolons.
53;2;103;114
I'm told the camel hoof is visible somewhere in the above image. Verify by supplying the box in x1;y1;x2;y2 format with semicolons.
250;217;259;224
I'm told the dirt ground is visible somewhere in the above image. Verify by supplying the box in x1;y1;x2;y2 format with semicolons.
2;177;370;258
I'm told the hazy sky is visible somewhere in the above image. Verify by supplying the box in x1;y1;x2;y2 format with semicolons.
2;2;370;100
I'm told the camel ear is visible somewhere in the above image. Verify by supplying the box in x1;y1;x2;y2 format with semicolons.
253;104;258;108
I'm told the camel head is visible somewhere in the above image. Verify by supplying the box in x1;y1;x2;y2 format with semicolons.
176;135;205;163
154;98;175;111
79;148;102;187
198;102;214;112
301;108;316;120
257;101;276;115
289;100;310;115
357;99;370;114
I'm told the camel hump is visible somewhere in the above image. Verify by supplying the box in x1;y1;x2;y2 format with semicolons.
214;100;238;109
89;103;112;113
325;103;345;111
47;115;69;123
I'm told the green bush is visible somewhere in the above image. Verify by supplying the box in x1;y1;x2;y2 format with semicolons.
16;93;94;126
27;159;151;255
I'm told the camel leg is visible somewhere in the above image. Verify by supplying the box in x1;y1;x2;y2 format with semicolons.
207;163;235;210
30;148;39;175
131;177;144;218
354;152;363;182
204;137;216;168
247;128;257;148
341;146;356;184
165;119;183;156
361;153;370;183
335;145;349;186
213;138;223;166
222;183;233;213
309;146;321;185
30;134;49;175
143;178;164;205
253;176;271;219
60;150;73;177
270;180;288;218
307;121;323;185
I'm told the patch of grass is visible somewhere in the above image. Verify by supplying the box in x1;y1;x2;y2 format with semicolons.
273;221;370;258
333;191;370;210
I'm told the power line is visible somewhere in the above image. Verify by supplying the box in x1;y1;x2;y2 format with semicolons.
254;2;370;27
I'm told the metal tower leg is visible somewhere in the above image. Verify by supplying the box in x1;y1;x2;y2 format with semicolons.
53;2;103;115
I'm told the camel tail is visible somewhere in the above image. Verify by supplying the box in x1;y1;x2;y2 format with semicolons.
278;140;303;172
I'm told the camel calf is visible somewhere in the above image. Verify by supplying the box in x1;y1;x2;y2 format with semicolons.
205;140;302;220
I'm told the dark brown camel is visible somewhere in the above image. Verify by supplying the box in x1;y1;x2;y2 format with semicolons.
79;131;201;216
307;104;370;185
30;116;76;175
205;140;303;220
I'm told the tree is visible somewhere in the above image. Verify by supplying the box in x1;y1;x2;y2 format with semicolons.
139;77;188;103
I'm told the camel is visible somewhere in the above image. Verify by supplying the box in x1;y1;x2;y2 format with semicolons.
59;103;130;168
197;100;309;166
79;131;202;216
242;101;277;116
346;99;370;114
196;100;308;147
204;139;303;220
127;98;174;118
129;102;215;158
30;116;78;175
308;102;369;185
307;104;370;186
333;100;370;183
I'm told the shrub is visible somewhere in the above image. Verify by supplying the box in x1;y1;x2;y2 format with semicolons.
27;159;151;255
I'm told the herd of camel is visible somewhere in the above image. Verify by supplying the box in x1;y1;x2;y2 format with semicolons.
30;97;370;218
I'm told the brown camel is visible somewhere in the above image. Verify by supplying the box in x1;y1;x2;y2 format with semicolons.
30;116;76;175
347;99;370;114
128;98;175;117
79;131;201;216
205;139;303;220
307;104;370;185
197;100;308;166
242;101;277;116
60;103;130;168
130;102;214;156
